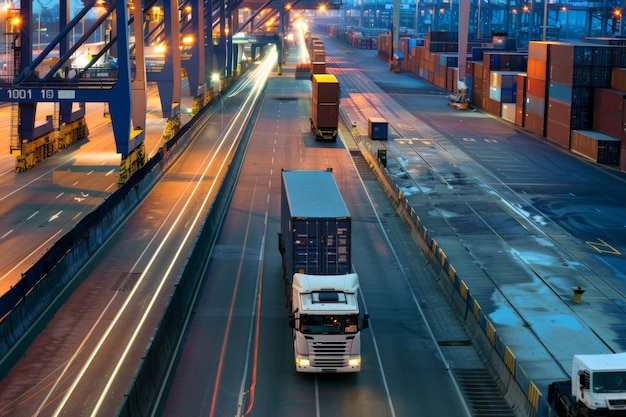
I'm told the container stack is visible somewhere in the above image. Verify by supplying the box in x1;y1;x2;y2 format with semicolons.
488;71;523;117
568;87;624;164
612;68;626;170
515;73;527;127
311;74;340;141
309;37;326;75
545;43;616;148
481;52;527;113
524;42;550;137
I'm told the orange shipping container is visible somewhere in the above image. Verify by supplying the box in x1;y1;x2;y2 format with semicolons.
611;67;626;92
527;77;547;97
571;130;621;164
528;41;549;61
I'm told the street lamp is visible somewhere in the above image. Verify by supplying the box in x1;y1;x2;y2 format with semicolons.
614;9;622;36
542;0;548;40
561;6;569;39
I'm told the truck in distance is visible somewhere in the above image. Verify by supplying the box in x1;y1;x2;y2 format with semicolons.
278;169;368;372
310;74;339;141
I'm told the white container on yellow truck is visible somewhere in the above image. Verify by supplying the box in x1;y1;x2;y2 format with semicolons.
278;169;368;373
549;352;626;416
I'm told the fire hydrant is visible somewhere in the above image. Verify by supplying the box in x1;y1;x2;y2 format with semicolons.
572;283;585;304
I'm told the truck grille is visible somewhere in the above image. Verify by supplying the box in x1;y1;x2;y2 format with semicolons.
609;399;626;408
308;340;349;368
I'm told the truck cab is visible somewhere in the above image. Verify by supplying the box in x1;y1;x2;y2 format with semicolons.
289;273;368;372
573;353;626;413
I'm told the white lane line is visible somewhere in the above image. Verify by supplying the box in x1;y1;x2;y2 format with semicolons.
0;230;64;282
38;49;276;417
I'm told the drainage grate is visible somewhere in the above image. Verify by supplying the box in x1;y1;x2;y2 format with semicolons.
111;272;141;292
439;340;473;347
455;369;517;417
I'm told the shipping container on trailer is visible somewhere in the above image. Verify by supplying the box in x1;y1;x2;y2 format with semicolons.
278;169;367;373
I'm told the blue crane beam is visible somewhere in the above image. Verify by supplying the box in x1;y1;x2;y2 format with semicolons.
0;0;282;157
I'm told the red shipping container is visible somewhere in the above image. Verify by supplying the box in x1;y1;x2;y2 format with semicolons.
311;62;326;74
546;118;571;148
549;43;574;63
525;112;545;136
550;62;574;86
593;88;626;117
517;74;527;109
311;100;339;129
547;98;572;126
516;105;525;127
487;98;501;116
473;86;483;107
593;110;622;139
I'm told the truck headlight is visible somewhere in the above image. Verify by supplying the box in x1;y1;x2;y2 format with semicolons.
296;358;310;367
348;357;361;367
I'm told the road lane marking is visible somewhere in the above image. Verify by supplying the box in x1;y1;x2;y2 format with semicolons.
48;211;63;222
0;229;64;282
587;238;621;255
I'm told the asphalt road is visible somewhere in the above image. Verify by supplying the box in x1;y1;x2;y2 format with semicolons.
0;52;272;416
162;34;488;417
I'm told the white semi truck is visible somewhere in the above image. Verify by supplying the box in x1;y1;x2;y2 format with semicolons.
289;273;365;372
549;352;626;416
278;169;368;373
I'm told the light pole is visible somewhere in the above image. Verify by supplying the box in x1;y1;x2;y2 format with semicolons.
477;0;481;38
37;7;46;54
542;0;547;40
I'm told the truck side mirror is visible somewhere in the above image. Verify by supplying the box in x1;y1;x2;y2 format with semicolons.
288;314;295;329
362;314;369;330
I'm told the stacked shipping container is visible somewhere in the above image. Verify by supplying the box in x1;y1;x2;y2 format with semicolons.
326;27;626;172
311;74;340;141
525;42;549;137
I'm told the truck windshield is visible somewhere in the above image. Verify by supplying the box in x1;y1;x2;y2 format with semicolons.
593;371;626;393
299;314;359;334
